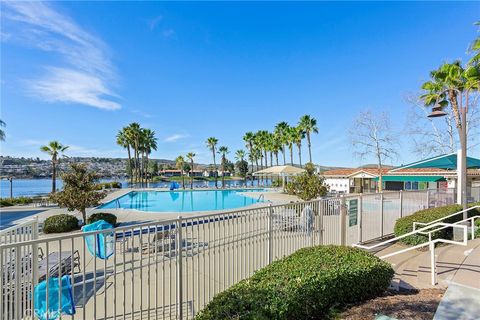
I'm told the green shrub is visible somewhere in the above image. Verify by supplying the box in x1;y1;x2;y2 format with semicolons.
43;214;79;234
0;199;14;207
87;212;118;226
475;218;480;238
195;246;393;320
0;196;34;207
394;202;480;246
110;181;122;189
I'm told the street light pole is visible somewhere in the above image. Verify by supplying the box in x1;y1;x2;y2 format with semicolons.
428;88;468;218
460;94;468;215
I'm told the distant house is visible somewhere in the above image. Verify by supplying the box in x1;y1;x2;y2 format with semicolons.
161;169;182;177
188;170;203;177
322;166;480;194
217;170;232;177
203;170;216;177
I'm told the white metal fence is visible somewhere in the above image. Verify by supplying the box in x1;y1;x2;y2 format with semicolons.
0;217;39;245
0;188;474;320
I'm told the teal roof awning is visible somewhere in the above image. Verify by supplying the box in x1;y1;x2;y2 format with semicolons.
373;176;446;182
391;153;480;171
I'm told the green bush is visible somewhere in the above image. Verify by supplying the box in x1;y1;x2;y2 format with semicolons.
0;196;34;207
110;181;122;189
0;199;14;207
195;246;393;320
43;214;79;234
87;212;118;226
394;202;480;246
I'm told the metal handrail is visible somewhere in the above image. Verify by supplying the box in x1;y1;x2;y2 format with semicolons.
353;222;468;286
413;205;480;231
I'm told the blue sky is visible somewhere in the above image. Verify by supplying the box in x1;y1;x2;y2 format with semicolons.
1;1;479;167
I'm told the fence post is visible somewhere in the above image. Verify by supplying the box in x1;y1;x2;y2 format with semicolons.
177;216;183;320
0;247;3;319
15;245;21;320
340;195;347;246
380;193;384;237
430;241;437;286
32;216;39;290
358;195;363;243
426;189;431;209
399;190;403;218
268;204;273;264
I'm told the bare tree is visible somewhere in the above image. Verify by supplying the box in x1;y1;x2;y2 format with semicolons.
404;92;480;158
349;110;399;192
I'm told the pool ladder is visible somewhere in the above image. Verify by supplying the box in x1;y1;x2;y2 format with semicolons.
257;194;265;201
115;199;121;209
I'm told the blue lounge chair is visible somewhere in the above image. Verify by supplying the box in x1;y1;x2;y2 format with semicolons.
34;275;75;320
82;220;114;260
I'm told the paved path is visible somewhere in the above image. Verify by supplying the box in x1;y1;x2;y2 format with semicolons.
433;283;480;320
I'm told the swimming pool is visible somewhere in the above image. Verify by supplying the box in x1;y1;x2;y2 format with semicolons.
99;189;266;212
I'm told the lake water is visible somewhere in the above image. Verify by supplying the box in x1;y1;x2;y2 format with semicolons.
0;178;271;198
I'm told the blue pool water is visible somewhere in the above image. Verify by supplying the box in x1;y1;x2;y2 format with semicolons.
99;189;266;212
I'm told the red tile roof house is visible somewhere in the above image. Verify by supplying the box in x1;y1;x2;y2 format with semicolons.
321;167;480;194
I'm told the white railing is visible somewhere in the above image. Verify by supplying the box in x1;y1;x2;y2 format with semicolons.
354;222;468;286
413;205;480;232
0;217;39;245
0;199;343;320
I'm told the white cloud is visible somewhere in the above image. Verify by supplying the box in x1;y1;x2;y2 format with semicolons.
2;2;120;110
30;67;120;110
164;133;188;143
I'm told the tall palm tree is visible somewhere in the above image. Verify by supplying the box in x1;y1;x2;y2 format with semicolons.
287;127;295;165
274;122;289;165
186;152;196;189
218;146;229;188
235;149;246;162
206;137;219;188
40;141;69;193
0;120;6;141
127;122;142;183
243;132;256;178
291;126;305;167
175;155;186;189
116;128;133;184
142;128;157;184
298;115;319;164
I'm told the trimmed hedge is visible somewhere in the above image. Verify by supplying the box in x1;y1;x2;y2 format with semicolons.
87;212;118;226
43;214;79;234
0;196;34;207
195;245;393;320
394;202;480;246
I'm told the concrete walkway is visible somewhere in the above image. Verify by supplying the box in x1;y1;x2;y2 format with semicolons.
433;283;480;320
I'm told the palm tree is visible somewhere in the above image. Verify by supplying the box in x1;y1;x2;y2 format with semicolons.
0;120;6;141
206;137;219;188
287;127;295;165
142;128;157;184
274;122;289;165
298;115;319;164
243;132;256;178
291;126;305;167
218;146;229;188
175;155;186;189
235;149;246;162
186;152;196;189
116;128;133;184
127;122;142;183
40;141;69;193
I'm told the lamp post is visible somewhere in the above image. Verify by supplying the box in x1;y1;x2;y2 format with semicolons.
427;88;468;218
